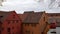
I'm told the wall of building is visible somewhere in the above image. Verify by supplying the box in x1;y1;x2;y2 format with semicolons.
56;27;60;34
47;29;56;34
1;12;22;34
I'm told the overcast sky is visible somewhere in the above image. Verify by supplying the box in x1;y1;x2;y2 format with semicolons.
0;0;60;14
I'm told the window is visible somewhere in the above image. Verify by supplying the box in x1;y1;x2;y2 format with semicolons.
43;17;45;21
31;24;36;27
2;27;4;31
27;24;29;26
0;16;3;18
8;32;10;34
24;24;29;26
25;24;26;26
26;30;30;34
13;15;15;18
41;32;43;34
7;28;10;34
0;31;1;34
7;28;10;32
51;32;56;34
32;32;33;34
12;27;14;29
0;21;2;24
16;32;19;34
16;20;18;23
8;21;10;24
48;18;54;23
12;20;15;23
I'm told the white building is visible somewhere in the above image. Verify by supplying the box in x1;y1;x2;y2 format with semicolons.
47;29;56;34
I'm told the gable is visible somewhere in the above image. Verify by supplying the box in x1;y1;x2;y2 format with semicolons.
6;11;21;21
23;12;44;23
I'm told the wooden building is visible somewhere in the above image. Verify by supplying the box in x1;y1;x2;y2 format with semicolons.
18;11;49;34
0;11;22;34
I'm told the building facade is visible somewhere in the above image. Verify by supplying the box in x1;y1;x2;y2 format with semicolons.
47;13;60;34
0;11;22;34
19;11;49;34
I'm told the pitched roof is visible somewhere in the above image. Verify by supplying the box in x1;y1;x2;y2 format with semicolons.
18;14;28;22
0;11;15;22
23;11;44;23
18;11;33;22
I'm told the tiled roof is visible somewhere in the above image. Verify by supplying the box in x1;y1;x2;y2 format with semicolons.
23;11;44;23
18;14;28;22
18;11;33;22
0;11;15;22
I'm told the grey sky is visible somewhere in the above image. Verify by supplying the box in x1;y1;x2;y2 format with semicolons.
0;0;60;14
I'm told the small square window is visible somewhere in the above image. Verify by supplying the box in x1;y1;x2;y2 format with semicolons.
8;32;10;34
2;27;4;30
32;32;33;34
8;21;10;24
12;27;14;29
12;32;14;34
27;24;29;26
31;24;36;27
0;31;1;34
16;20;18;23
12;20;15;23
51;32;56;34
7;28;10;32
43;17;45;21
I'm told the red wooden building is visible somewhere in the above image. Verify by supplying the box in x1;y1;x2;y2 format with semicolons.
0;11;22;34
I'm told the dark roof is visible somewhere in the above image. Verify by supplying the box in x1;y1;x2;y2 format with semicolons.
18;11;34;22
0;11;15;22
23;11;44;23
47;13;60;17
18;14;28;22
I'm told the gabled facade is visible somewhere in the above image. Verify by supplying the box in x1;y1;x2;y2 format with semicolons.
0;11;22;34
19;11;49;34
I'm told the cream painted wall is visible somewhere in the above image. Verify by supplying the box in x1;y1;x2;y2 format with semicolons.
56;27;60;34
